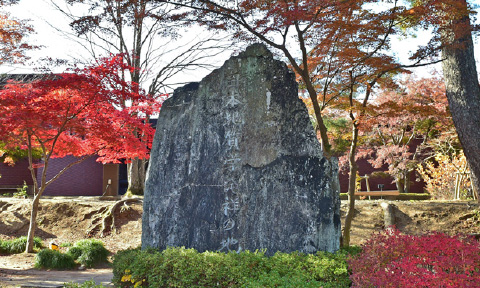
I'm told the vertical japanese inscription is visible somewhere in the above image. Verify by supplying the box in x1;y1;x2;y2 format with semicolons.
218;73;243;253
143;44;340;255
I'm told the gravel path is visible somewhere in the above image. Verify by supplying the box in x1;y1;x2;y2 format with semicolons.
0;267;113;287
0;254;113;288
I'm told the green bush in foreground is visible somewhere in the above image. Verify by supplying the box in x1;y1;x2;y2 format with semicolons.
113;246;360;288
67;239;109;268
0;236;43;254
64;280;107;288
35;249;76;270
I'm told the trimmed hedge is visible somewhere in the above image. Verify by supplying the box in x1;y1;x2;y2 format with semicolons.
0;236;43;254
67;239;110;268
113;246;360;288
339;193;431;201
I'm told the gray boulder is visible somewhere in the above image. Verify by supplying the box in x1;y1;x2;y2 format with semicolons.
142;43;341;254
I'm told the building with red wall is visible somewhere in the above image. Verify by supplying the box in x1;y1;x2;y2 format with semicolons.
338;157;426;193
35;156;103;196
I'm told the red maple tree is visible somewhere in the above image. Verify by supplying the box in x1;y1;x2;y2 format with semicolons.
0;55;158;252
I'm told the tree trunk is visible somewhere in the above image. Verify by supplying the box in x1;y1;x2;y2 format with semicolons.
470;169;478;200
125;3;147;196
441;0;480;203
403;171;411;194
342;124;359;247
25;134;39;253
25;194;40;253
127;158;146;195
395;177;405;194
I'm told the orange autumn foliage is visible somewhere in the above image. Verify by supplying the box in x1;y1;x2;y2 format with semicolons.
0;1;36;64
363;76;450;181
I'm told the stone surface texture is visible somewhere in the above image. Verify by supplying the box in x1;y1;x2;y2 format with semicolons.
142;44;341;254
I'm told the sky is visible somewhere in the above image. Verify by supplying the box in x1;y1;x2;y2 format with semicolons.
1;0;81;71
1;0;235;89
2;0;480;90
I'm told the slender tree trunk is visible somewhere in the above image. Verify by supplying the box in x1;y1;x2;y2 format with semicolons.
127;158;146;195
26;194;41;252
403;173;410;194
125;2;148;196
394;171;410;194
25;154;91;251
441;0;480;203
25;134;39;253
343;75;377;247
395;177;405;194
342;124;359;247
470;169;478;200
304;81;331;154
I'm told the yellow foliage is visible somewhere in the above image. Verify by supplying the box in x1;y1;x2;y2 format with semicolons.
355;172;362;192
121;274;132;282
121;269;145;287
417;152;471;200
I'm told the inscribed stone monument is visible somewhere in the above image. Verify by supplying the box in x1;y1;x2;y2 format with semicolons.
142;44;341;254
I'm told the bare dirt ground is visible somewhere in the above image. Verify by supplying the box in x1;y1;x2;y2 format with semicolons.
0;196;479;287
0;197;143;287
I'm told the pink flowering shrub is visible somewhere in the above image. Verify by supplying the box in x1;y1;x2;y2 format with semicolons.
348;228;480;288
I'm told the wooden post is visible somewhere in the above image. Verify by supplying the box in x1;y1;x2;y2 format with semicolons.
359;174;371;200
455;172;460;200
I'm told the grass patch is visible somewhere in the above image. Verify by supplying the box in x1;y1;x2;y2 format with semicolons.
35;249;76;269
60;242;73;248
34;239;109;270
64;280;107;288
67;239;109;268
0;236;43;254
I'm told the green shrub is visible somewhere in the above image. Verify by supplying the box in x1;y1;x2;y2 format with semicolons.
0;236;43;254
67;239;109;268
60;242;73;248
35;249;76;270
64;280;107;288
113;247;358;288
67;246;83;259
13;181;28;198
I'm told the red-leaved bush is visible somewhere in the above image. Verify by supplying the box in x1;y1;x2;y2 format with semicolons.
348;228;480;287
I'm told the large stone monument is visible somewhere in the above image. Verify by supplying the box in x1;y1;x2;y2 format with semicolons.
142;44;341;254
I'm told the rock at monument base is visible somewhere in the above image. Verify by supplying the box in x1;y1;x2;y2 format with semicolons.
142;43;341;255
